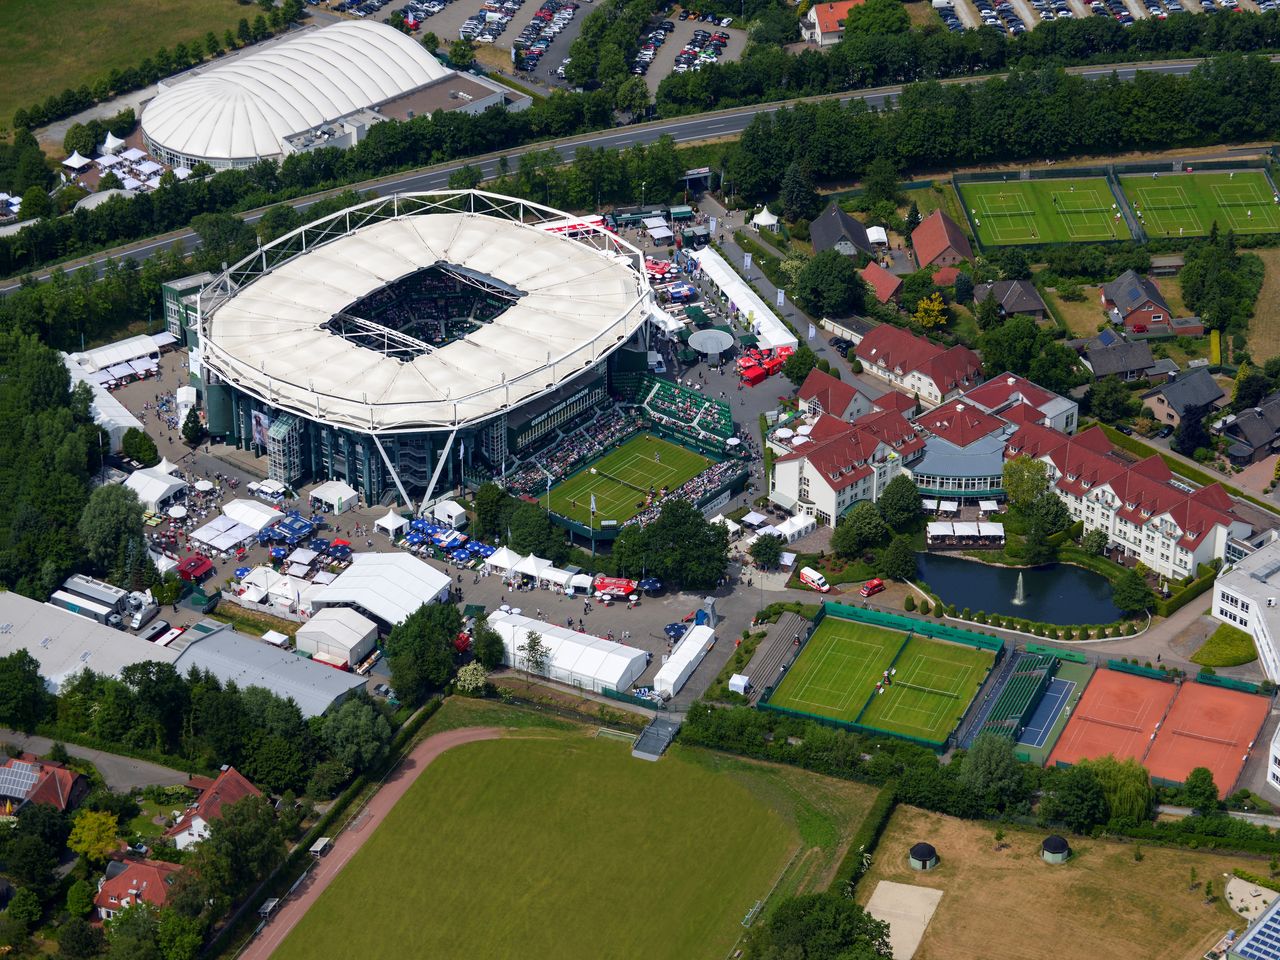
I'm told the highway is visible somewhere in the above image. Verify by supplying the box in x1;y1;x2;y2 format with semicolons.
0;55;1254;295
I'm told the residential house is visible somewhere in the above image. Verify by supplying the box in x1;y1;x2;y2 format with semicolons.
1217;391;1280;464
854;324;983;405
165;766;262;850
811;202;873;257
1008;423;1252;579
1141;368;1225;428
95;860;182;921
0;755;87;814
972;280;1048;322
860;261;903;305
1101;270;1171;332
932;266;961;289
911;210;973;268
1083;338;1156;382
797;368;872;422
769;410;923;525
800;0;864;45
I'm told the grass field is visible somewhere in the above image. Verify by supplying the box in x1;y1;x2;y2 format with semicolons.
546;432;710;526
958;178;1131;246
1120;171;1280;238
1;0;251;131
1247;246;1280;360
768;618;992;744
859;805;1255;960
1191;622;1259;668
274;727;880;960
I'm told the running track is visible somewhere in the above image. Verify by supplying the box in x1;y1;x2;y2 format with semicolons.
242;726;501;960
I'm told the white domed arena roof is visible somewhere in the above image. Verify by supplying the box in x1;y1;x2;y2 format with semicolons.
141;21;450;165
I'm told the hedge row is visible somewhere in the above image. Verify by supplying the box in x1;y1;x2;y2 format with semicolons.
831;780;898;894
1233;867;1280;892
1156;567;1218;618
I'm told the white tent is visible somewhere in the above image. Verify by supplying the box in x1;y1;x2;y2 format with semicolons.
120;147;146;162
867;226;889;246
513;554;552;579
484;546;522;572
729;674;750;696
654;624;714;698
690;248;796;351
222;498;283;532
173;166;192;180
489;611;647;694
311;479;359;515
296;607;377;667
62;354;144;452
375;509;409;538
542;567;574;588
432;499;467;529
312;552;450;625
96;153;122;169
287;547;318;566
100;131;126;155
751;207;779;231
774;514;816;543
569;573;594;591
175;385;197;425
710;514;742;536
192;515;255;552
125;464;188;512
62;151;92;170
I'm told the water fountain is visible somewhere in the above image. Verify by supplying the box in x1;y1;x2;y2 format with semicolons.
1012;571;1026;606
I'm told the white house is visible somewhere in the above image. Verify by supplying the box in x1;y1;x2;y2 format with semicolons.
165;767;262;850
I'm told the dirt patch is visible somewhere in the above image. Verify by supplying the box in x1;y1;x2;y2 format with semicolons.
1248;247;1280;361
865;880;944;959
858;805;1252;960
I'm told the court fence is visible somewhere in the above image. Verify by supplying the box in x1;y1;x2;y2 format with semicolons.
822;602;1005;655
602;687;666;710
1107;659;1175;682
1195;672;1267;697
1025;643;1088;664
755;699;948;750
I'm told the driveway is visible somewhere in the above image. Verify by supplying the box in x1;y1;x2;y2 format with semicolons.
1;729;190;793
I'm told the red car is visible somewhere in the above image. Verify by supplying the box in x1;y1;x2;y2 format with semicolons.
859;578;886;598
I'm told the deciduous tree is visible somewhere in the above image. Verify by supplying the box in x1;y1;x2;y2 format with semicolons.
68;809;119;867
1002;456;1048;513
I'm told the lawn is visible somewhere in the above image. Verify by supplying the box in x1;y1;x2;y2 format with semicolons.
1119;171;1280;239
857;636;993;745
769;618;905;723
1248;246;1280;361
547;432;710;526
1042;286;1106;337
1191;622;1259;668
858;805;1255;960
1;0;252;132
273;731;880;960
957;178;1131;247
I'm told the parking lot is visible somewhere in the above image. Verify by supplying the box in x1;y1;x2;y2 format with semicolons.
638;12;743;95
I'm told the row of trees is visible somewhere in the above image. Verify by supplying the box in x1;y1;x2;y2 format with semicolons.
1180;225;1266;335
563;0;657;116
725;58;1280;202
11;0;306;132
60;108;138;161
828;475;924;583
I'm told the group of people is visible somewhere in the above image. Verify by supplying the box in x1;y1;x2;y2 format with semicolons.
623;457;747;529
507;408;646;497
644;378;732;442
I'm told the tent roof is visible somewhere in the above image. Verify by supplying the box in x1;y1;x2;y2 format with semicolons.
296;606;377;652
513;554;552;577
311;479;358;506
375;509;409;532
484;546;522;571
489;612;646;691
124;465;188;509
313;552;450;625
222;499;283;532
689;248;796;351
100;131;126;154
63;151;91;169
751;207;779;226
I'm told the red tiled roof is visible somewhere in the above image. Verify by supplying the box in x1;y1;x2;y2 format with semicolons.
1004;422;1071;460
165;767;261;841
860;261;903;304
917;401;1005;448
932;266;960;287
95;860;182;914
963;373;1055;412
871;391;916;414
812;0;864;33
912;210;973;267
855;326;981;398
997;403;1042;427
853;408;926;458
0;756;84;813
1071;425;1115;454
918;344;983;397
807;413;858;441
798;368;864;419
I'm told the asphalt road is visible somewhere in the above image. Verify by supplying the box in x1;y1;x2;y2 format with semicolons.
1;55;1265;296
0;728;191;792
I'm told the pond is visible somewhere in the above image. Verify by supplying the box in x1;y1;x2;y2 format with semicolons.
916;552;1122;626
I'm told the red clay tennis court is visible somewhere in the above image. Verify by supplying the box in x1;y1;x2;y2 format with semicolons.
1047;669;1176;769
1144;682;1270;790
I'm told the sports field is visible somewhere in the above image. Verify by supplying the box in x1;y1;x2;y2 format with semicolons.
1120;171;1280;238
546;432;710;526
958;178;1131;246
273;724;880;960
859;805;1253;960
768;618;992;744
2;0;251;131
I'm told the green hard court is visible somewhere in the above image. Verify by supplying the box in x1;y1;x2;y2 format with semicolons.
1120;170;1280;238
546;432;710;526
769;618;906;724
959;177;1131;246
858;635;993;744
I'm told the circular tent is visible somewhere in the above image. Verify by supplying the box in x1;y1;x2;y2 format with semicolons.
688;328;735;364
1041;835;1071;864
751;207;780;232
141;21;451;170
908;842;938;871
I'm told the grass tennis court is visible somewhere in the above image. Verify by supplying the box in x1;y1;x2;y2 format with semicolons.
769;617;992;744
546;432;710;526
274;714;880;960
958;178;1131;246
1119;171;1280;238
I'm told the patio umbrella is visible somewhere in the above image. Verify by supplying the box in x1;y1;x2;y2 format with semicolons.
309;538;330;550
638;577;663;592
234;567;250;579
194;480;214;493
270;547;288;560
168;505;187;519
333;538;351;547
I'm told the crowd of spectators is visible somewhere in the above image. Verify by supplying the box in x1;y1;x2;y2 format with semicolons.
623;458;748;529
506;407;644;497
642;376;733;445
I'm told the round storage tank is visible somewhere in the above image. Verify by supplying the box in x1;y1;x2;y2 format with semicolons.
908;842;938;871
1041;835;1071;864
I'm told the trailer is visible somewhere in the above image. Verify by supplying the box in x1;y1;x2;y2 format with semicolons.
62;574;127;612
49;591;123;628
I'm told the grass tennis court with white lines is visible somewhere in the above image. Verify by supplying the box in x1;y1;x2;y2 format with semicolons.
545;433;710;527
1119;171;1280;238
769;618;994;744
958;177;1131;247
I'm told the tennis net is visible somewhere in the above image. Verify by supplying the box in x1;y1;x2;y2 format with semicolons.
977;207;1034;219
1077;714;1142;732
895;680;960;699
1055;206;1112;215
1169;727;1239;747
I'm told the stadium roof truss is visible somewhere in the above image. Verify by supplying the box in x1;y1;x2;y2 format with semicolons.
198;190;652;434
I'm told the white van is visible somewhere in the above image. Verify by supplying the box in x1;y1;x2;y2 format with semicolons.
799;566;830;593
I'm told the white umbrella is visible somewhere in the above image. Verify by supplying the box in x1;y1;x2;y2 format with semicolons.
195;480;214;493
726;437;741;446
168;505;188;519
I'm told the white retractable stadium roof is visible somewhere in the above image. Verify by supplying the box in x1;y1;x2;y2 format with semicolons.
141;22;451;165
200;192;650;432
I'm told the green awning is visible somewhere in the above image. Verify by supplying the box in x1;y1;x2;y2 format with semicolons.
685;305;709;324
738;334;759;347
677;327;692;342
678;348;698;363
670;205;694;221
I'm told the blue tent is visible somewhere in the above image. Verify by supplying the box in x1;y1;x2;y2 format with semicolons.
638;577;663;593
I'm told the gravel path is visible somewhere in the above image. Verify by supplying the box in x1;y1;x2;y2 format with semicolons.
242;726;501;960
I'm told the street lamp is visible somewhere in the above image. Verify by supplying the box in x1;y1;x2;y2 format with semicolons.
641;181;647;207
